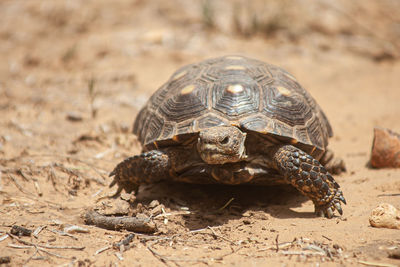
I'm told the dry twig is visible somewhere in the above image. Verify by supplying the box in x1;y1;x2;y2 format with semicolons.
7;174;34;197
47;228;78;240
33;225;46;238
113;233;135;251
358;260;397;267
94;246;112;255
84;210;156;233
8;232;85;250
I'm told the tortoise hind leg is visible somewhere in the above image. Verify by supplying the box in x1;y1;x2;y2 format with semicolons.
270;145;346;218
319;149;346;175
109;150;172;195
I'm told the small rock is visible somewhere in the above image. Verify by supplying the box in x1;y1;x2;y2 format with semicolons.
10;225;32;236
369;203;400;229
120;192;136;203
62;224;90;234
0;256;11;264
243;219;251;225
66;112;83;122
148;200;160;209
388;248;400;259
370;127;400;168
151;205;164;216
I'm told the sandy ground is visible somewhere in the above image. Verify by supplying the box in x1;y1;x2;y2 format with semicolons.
1;0;400;266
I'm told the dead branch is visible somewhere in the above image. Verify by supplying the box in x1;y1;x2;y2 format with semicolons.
84;210;156;233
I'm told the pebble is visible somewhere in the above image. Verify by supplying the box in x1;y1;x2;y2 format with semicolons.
369;203;400;229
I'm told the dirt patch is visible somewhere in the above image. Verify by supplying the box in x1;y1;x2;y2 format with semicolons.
1;0;399;266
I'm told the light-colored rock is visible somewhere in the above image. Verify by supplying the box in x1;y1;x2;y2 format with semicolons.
369;203;400;229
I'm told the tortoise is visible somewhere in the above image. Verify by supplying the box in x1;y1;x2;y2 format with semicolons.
110;55;346;218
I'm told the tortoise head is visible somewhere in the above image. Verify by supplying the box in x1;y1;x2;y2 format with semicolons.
197;126;247;164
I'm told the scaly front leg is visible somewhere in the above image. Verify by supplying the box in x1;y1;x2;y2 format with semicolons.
270;145;346;218
109;150;173;195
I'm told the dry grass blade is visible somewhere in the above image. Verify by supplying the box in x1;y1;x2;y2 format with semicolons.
94;246;112;255
7;174;34;197
33;225;46;238
147;241;208;266
8;232;85;250
47;228;78;240
279;250;325;256
358;260;397;267
217;197;234;211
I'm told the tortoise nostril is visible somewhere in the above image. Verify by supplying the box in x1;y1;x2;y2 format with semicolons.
221;136;229;144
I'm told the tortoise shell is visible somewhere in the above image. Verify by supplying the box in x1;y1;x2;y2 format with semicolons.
133;55;333;159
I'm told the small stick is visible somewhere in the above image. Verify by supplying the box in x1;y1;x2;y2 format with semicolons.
378;193;400;197
217;197;234;211
94;245;112;255
0;234;9;242
33;225;46;238
275;234;279;252
114;252;124;261
358;260;397;267
279;250;325;256
8;244;33;249
153;211;191;218
38;247;72;259
33;178;43;197
8;232;85;250
16;169;30;182
207;226;236;245
114;233;135;250
24;247;39;265
48;165;59;192
7;174;34;197
304;244;326;254
47;228;78;240
84;210;156;233
322;235;332;241
147;242;209;265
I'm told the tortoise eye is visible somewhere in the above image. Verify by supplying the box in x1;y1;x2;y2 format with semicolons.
221;136;229;144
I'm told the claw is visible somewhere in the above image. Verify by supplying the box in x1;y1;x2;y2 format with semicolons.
109;176;118;188
325;207;334;218
109;169;116;177
339;195;347;205
335;202;343;215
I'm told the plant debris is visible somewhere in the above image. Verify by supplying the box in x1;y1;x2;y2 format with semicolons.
83;210;157;233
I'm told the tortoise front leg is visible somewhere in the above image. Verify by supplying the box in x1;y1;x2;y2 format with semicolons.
270;145;346;218
109;150;174;195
